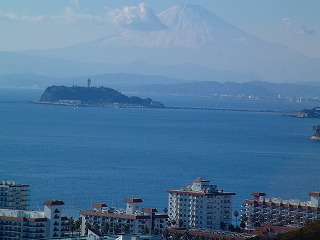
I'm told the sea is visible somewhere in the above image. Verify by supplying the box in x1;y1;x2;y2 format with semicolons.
1;88;319;219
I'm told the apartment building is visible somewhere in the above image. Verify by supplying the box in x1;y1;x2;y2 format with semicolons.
80;198;168;236
244;192;320;229
166;178;235;230
0;180;29;210
0;199;68;239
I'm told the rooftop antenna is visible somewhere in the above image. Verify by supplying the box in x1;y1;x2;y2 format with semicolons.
87;78;91;88
35;202;41;211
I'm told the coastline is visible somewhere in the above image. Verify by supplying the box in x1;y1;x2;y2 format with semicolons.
29;100;301;116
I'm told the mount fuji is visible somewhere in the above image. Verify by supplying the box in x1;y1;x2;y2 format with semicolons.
2;4;319;83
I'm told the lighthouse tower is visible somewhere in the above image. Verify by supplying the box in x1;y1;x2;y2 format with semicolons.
87;78;91;88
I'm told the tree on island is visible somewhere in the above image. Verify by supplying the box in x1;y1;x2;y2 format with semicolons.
313;125;320;133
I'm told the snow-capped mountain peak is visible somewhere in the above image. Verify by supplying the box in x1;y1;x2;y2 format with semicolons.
99;4;250;48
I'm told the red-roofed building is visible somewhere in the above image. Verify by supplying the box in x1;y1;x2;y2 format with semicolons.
80;198;168;236
0;199;68;239
166;178;235;230
43;200;65;206
244;192;320;230
125;198;143;203
0;181;68;239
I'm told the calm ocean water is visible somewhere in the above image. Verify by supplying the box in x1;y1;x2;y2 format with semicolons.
0;88;319;218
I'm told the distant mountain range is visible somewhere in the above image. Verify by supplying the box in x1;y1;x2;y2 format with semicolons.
1;73;320;99
1;4;319;84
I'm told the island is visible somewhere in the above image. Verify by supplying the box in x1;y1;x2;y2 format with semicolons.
299;107;320;118
36;85;165;108
311;125;320;141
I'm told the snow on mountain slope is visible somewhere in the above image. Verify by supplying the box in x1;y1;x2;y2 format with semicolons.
96;4;252;48
10;4;320;83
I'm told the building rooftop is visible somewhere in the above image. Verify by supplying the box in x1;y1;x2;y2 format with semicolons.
193;177;210;183
0;180;29;188
245;192;320;208
309;192;320;197
166;178;235;195
124;198;143;203
142;208;158;213
92;203;108;208
0;208;45;219
43;200;65;206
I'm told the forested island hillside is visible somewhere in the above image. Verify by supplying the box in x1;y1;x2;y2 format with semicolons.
299;107;320;118
38;85;164;108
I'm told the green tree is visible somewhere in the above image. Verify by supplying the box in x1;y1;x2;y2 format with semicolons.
85;222;91;235
171;219;177;226
74;218;82;234
113;224;120;234
162;228;170;239
229;224;235;232
234;210;239;226
102;222;110;234
182;230;189;240
172;232;180;240
68;218;76;236
284;216;291;225
267;213;273;225
152;228;160;235
276;214;283;225
178;219;183;228
220;221;226;230
295;213;302;225
93;223;100;232
240;221;246;229
258;214;264;225
143;226;150;234
313;125;320;133
234;225;241;232
122;224;130;234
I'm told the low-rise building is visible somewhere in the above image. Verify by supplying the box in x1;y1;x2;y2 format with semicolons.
80;198;168;236
166;178;235;230
244;192;320;229
0;199;68;239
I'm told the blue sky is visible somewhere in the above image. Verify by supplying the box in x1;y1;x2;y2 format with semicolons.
1;0;319;57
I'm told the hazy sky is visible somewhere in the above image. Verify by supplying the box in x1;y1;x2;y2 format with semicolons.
1;0;319;57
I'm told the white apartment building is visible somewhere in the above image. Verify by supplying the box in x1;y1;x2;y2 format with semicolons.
0;180;29;210
166;178;235;230
80;198;168;236
0;199;68;239
244;192;320;229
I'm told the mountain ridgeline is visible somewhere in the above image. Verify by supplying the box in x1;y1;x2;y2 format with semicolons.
39;85;164;108
2;4;319;83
